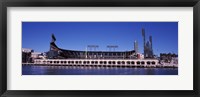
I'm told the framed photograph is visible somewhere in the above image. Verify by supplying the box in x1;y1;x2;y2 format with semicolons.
0;0;200;97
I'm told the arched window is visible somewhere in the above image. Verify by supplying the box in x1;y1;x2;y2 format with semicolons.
147;61;151;65
117;61;121;64
83;61;86;64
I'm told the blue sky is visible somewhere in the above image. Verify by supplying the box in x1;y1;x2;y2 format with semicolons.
22;22;178;56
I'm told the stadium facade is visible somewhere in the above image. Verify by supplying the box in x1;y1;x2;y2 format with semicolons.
47;34;137;59
46;28;154;59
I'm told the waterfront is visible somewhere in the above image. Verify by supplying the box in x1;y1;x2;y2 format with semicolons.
22;65;178;75
22;22;178;75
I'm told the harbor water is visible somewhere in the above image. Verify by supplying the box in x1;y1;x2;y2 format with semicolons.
22;65;178;75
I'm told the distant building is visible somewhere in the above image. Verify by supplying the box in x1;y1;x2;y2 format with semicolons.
22;48;34;53
31;52;43;59
160;53;178;63
134;40;138;54
22;48;33;63
141;28;154;58
137;53;144;59
31;52;47;62
22;48;47;63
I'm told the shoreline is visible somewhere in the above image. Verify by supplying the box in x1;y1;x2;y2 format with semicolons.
22;63;178;68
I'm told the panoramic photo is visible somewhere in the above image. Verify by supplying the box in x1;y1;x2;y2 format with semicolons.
22;22;178;75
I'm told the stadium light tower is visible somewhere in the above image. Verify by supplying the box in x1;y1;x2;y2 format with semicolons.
87;45;99;51
107;45;118;51
113;45;118;51
107;45;111;51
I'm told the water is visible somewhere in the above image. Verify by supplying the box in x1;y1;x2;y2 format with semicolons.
22;65;178;75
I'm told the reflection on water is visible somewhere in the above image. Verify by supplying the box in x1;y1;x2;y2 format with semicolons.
22;65;178;75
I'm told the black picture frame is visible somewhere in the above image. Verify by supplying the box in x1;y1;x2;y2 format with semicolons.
0;0;200;97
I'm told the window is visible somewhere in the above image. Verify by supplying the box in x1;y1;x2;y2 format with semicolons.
117;61;121;64
83;61;86;64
